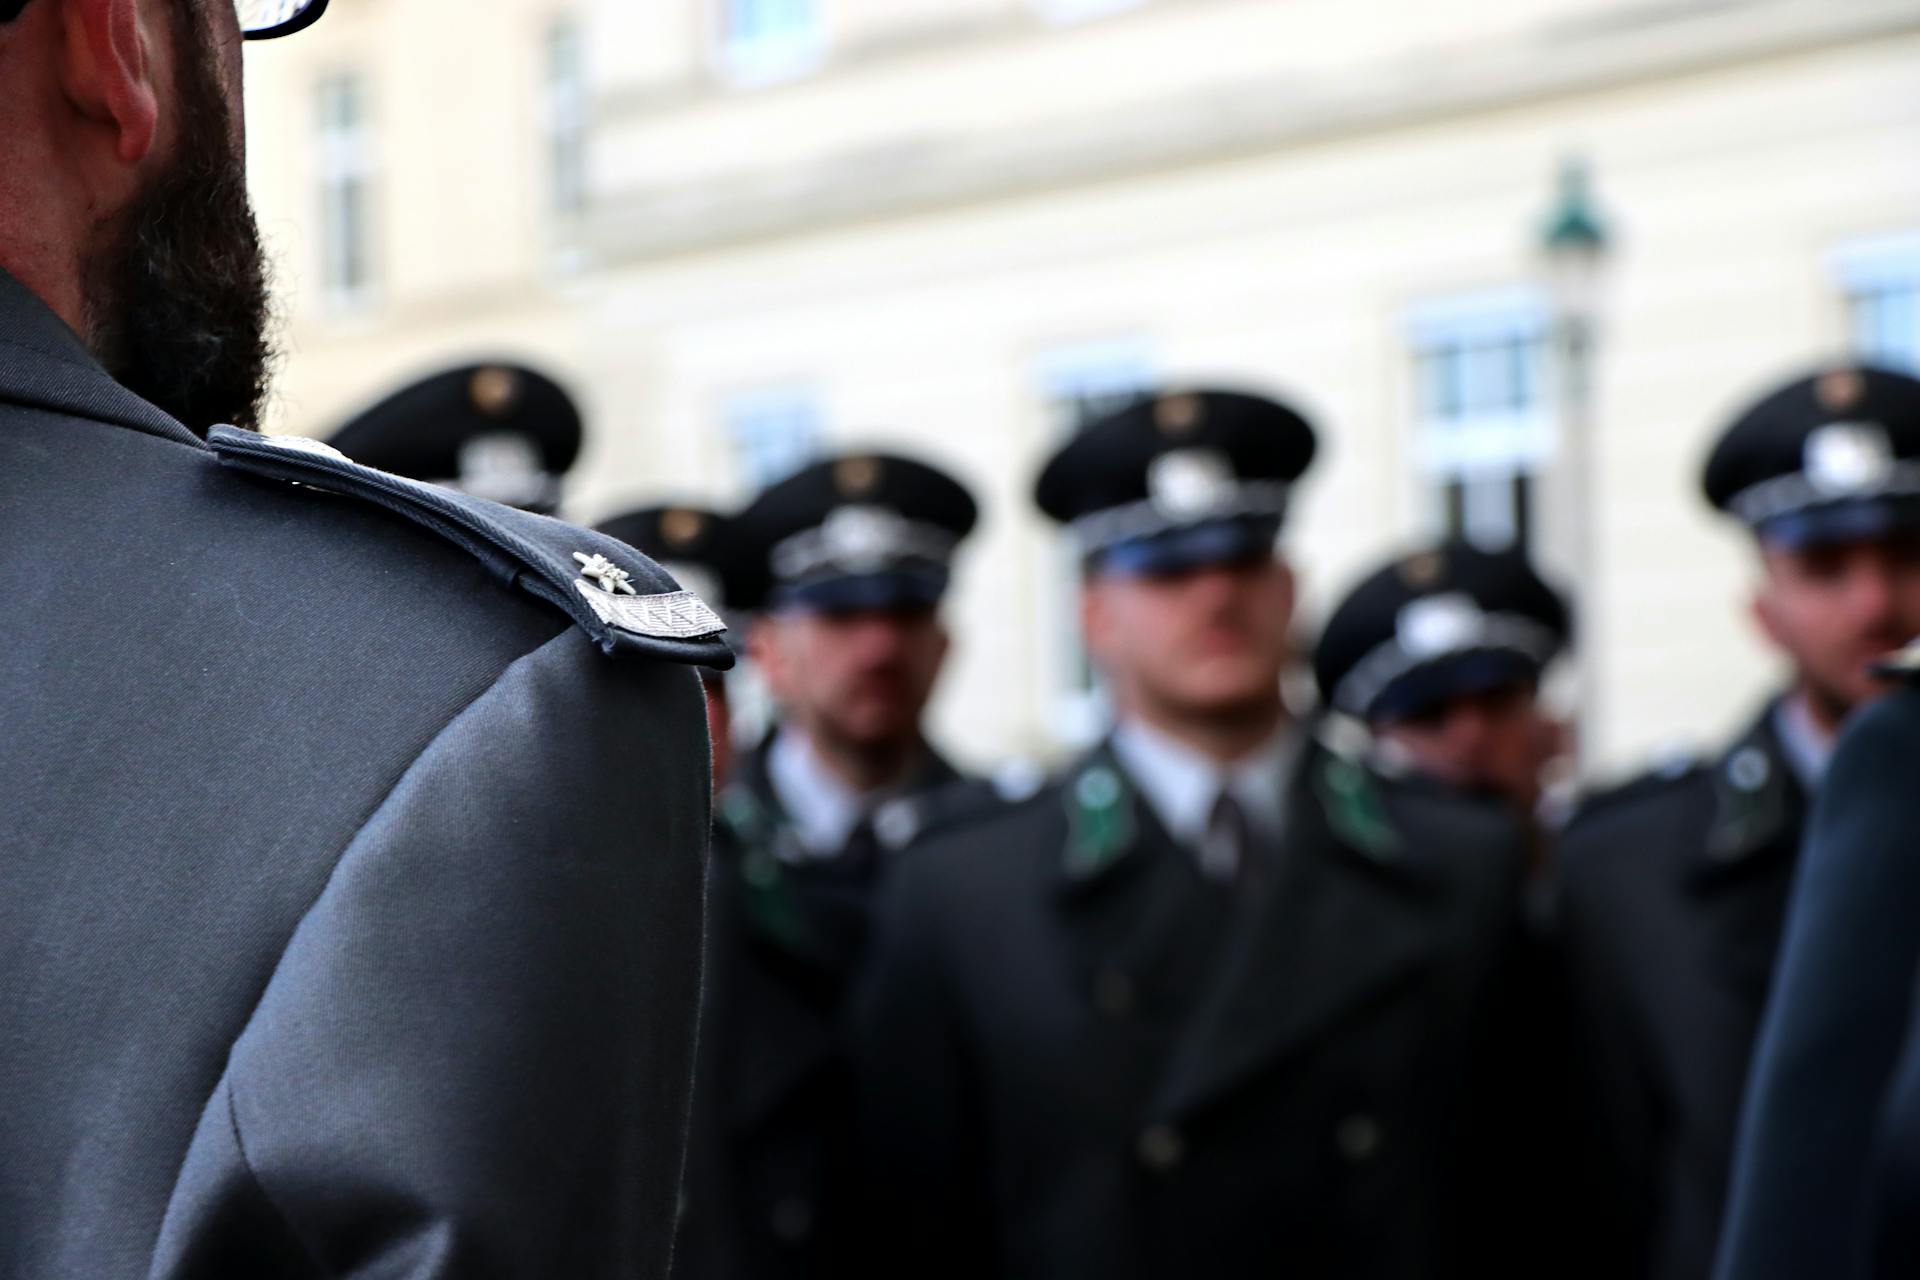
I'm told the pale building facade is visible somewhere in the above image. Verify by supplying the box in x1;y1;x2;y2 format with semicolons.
243;0;1920;774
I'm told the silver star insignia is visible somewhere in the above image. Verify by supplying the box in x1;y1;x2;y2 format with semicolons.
573;551;637;595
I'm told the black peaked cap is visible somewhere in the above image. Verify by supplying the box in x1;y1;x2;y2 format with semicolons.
731;452;979;611
1034;388;1316;525
1315;540;1572;723
329;362;584;483
1702;363;1920;544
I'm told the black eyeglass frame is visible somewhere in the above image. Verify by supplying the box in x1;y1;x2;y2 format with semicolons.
242;0;329;40
0;0;329;38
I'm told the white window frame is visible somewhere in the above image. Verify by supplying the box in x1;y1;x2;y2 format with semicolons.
542;17;589;235
1032;338;1157;749
315;71;377;315
721;384;824;491
1832;229;1920;375
714;0;825;88
1404;286;1551;551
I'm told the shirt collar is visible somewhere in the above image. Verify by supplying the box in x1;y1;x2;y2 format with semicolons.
765;728;889;860
1772;692;1836;792
1109;717;1292;851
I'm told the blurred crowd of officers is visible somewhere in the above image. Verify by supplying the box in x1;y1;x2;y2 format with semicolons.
339;357;1920;1279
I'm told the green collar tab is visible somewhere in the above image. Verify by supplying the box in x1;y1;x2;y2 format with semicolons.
1316;754;1403;862
1064;763;1135;879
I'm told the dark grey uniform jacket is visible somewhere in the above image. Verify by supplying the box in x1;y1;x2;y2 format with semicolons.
0;271;724;1278
676;734;972;1280
1714;680;1920;1280
1556;702;1807;1280
850;734;1540;1280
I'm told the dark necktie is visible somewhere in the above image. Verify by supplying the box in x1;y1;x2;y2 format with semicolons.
1202;788;1250;884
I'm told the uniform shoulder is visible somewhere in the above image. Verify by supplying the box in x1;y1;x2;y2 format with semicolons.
208;428;731;669
1319;747;1527;879
1567;740;1710;823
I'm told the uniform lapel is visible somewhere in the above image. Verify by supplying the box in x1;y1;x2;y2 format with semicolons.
1687;702;1810;999
1149;742;1445;1122
0;268;205;447
1051;747;1238;1029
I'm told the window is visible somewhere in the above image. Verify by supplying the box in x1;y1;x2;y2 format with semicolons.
1034;339;1157;747
543;18;588;227
722;386;823;489
1405;288;1551;551
315;73;375;311
1834;230;1920;374
718;0;823;86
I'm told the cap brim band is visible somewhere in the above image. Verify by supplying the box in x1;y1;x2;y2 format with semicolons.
1335;613;1563;719
769;568;949;612
1093;515;1282;577
1754;496;1920;550
1367;650;1543;724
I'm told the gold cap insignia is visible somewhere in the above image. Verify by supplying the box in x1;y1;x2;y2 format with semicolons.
1398;551;1446;589
1816;368;1867;415
660;507;706;549
835;456;882;497
470;366;522;417
1154;393;1204;437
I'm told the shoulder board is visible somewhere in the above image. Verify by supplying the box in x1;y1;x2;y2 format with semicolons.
210;427;732;669
1567;752;1705;825
1872;640;1920;683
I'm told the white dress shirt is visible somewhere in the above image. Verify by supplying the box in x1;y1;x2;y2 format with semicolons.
1773;692;1836;793
1109;717;1294;879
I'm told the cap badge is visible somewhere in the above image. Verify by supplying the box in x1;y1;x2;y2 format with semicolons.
820;505;906;571
660;507;706;548
1816;368;1867;414
1804;422;1894;495
1396;592;1486;659
469;366;523;417
573;551;637;596
1154;393;1205;437
834;456;883;498
1147;449;1235;518
1398;551;1446;589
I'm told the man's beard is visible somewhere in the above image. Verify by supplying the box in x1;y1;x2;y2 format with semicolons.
83;3;273;432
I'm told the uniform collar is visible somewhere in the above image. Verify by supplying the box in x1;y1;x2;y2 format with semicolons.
1109;716;1293;852
763;726;950;860
0;267;204;449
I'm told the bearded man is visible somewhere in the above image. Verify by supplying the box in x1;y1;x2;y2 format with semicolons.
0;2;726;1274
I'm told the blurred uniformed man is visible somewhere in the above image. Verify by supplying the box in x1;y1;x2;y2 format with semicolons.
0;0;723;1273
852;389;1538;1280
1314;540;1573;826
1714;638;1920;1280
328;360;584;515
597;502;747;788
678;451;982;1279
1558;364;1920;1280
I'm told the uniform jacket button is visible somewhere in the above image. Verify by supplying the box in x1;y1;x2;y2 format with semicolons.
1137;1123;1186;1172
1336;1113;1384;1163
770;1195;814;1244
1093;969;1135;1017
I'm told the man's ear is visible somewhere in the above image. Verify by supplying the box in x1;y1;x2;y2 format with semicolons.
57;0;160;165
1749;586;1787;652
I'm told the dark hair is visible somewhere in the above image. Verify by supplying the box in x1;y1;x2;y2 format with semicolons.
0;0;30;22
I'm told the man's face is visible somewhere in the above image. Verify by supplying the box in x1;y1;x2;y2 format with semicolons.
83;0;272;430
1376;682;1562;813
751;605;950;756
1082;553;1294;726
1753;530;1920;724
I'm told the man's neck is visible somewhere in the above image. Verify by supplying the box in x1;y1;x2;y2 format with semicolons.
1121;699;1288;767
791;724;927;796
